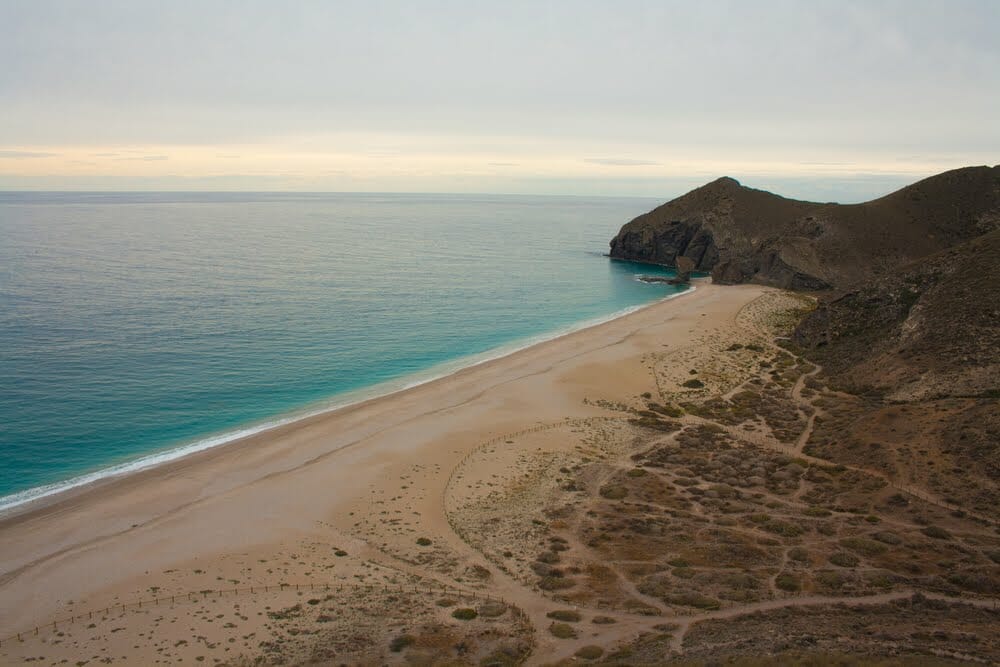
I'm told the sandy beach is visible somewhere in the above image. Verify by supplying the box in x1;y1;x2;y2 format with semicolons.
0;283;789;663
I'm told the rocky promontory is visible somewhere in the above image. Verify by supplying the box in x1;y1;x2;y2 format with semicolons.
609;166;1000;290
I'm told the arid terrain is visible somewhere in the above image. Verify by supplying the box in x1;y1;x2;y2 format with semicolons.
2;284;997;666
2;168;998;665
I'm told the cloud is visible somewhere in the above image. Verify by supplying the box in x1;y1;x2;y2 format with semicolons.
116;155;169;161
584;158;661;167
0;150;58;159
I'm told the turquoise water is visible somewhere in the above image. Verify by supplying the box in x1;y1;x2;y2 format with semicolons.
0;192;683;509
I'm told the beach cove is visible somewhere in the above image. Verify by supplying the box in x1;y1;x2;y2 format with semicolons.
0;280;770;663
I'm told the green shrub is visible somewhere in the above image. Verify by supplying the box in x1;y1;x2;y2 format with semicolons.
665;592;720;610
575;646;605;660
416;537;433;546
803;506;832;517
873;531;902;545
840;537;888;556
682;379;705;389
775;573;800;592
389;634;415;652
922;526;951;540
549;622;577;639
829;552;860;568
546;610;581;622
788;547;809;562
452;608;478;620
763;519;805;537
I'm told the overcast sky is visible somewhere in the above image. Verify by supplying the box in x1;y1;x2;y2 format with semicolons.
1;0;997;200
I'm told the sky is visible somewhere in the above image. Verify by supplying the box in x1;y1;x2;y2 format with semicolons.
1;0;998;201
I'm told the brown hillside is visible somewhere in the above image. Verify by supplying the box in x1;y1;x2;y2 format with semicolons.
609;166;1000;289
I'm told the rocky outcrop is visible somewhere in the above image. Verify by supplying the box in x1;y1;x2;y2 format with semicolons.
609;166;1000;290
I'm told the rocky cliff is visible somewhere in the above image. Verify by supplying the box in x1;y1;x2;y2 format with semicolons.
609;166;1000;290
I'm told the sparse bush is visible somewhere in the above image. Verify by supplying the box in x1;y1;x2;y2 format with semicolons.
478;601;508;618
840;537;888;556
546;610;581;622
665;591;720;610
829;552;860;567
575;645;605;660
922;526;951;540
389;634;415;652
682;379;705;389
549;622;576;639
776;572;800;592
788;547;809;562
416;537;433;546
452;608;478;620
592;615;617;624
762;519;805;537
873;531;902;545
803;506;832;517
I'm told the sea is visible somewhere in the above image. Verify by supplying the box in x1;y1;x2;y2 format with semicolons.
0;192;685;512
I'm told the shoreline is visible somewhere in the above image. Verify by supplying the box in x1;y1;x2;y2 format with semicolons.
0;279;774;661
0;284;693;518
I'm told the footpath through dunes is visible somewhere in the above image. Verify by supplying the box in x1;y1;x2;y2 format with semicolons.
2;283;999;666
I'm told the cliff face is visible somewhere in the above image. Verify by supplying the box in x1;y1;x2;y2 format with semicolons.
609;166;1000;290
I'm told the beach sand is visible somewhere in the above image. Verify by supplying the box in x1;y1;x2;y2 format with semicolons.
0;281;773;665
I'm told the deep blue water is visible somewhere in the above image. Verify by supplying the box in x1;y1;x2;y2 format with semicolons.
0;192;683;508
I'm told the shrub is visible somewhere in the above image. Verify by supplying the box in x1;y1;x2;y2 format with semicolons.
416;537;433;546
539;576;575;591
537;551;560;564
626;468;649;478
575;646;605;660
592;615;617;624
389;634;415;652
873;531;902;545
829;552;860;568
665;592;720;610
840;537;888;557
546;610;581;622
803;506;832;517
452;608;478;620
763;519;805;537
682;379;705;389
599;484;628;500
549;622;577;639
922;526;951;540
775;573;800;592
788;547;810;563
436;598;455;607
